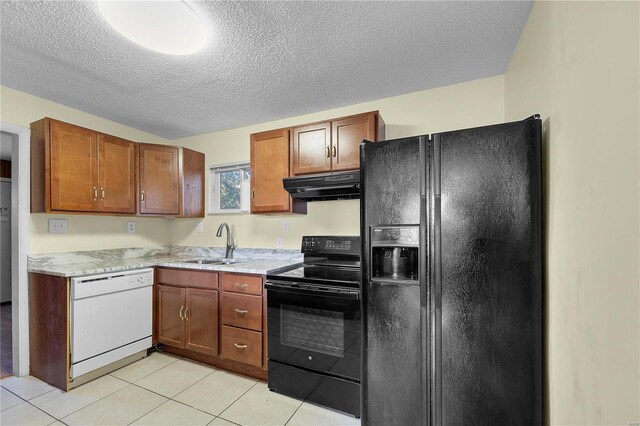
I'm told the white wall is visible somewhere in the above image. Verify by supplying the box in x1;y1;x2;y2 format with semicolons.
505;1;639;423
170;75;505;249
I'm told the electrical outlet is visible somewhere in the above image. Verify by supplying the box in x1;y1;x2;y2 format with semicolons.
127;221;136;234
282;220;289;233
276;237;284;249
196;222;203;233
48;218;67;234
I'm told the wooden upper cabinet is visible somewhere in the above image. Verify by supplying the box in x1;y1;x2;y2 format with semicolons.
292;122;331;175
139;144;180;215
180;148;205;218
291;111;384;175
98;134;136;213
32;118;136;214
31;118;204;217
49;121;98;212
251;129;290;214
331;113;377;171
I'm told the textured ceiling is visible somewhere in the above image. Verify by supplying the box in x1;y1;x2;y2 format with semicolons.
0;1;533;139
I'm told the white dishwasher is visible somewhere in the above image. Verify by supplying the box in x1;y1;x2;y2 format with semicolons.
70;268;153;379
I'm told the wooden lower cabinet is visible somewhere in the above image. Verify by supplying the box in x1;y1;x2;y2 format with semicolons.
220;326;262;367
185;288;218;355
155;268;267;380
156;270;219;356
157;285;186;348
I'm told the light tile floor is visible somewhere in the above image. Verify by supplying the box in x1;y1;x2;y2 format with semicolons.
0;352;361;426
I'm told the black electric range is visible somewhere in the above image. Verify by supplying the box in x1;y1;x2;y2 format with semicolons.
265;235;361;417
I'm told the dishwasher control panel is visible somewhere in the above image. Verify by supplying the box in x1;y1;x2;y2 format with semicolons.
71;268;154;300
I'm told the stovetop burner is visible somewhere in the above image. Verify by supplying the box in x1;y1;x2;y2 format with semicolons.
267;235;361;288
268;264;360;287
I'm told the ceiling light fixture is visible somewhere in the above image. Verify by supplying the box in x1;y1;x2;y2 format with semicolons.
97;1;206;55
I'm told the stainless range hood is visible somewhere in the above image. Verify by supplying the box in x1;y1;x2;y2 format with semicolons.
283;170;360;201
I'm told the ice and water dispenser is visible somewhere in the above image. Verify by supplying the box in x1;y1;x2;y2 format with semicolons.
370;226;419;282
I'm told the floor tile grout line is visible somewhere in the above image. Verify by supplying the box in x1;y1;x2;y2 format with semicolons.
1;381;56;402
130;364;217;401
212;415;242;426
170;370;259;419
216;380;261;419
165;397;219;420
23;398;60;424
109;355;181;385
283;397;305;426
117;354;184;384
0;385;29;406
125;398;173;426
50;378;131;422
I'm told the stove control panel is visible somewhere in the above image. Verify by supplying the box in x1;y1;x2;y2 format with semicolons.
302;236;360;256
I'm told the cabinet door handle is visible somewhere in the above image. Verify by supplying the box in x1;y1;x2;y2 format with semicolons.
179;305;184;320
235;283;249;289
100;187;105;200
326;146;331;158
252;189;255;200
234;308;248;315
332;146;337;158
184;307;189;321
234;343;248;349
141;191;145;202
93;187;98;199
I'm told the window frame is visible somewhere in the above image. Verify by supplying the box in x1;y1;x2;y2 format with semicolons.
208;162;251;215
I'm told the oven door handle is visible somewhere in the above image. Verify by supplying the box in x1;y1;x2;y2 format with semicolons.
265;281;360;300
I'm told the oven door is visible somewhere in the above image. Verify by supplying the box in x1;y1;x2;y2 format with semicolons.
266;280;361;382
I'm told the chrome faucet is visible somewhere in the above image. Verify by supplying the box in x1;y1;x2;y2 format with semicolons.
216;222;236;259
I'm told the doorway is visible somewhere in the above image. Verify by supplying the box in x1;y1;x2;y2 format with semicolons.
0;123;30;378
1;131;14;377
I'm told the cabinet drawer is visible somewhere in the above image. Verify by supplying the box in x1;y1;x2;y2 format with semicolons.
221;273;262;295
221;293;262;331
221;326;262;367
156;268;218;290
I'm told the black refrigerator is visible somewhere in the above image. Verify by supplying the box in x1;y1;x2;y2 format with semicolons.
360;115;542;425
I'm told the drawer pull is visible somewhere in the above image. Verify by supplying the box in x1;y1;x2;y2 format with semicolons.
233;343;248;349
234;308;249;315
235;283;249;289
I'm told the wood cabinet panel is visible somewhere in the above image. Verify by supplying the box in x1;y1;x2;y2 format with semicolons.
289;111;383;175
156;268;218;290
181;148;205;218
139;144;180;215
31;118;205;217
250;129;291;213
155;268;266;375
221;292;262;331
98;134;136;213
157;284;185;348
220;325;262;367
29;273;70;391
220;273;263;296
50;121;98;212
331;113;376;172
292;122;331;175
185;288;218;355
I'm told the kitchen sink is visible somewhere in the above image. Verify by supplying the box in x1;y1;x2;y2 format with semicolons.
181;258;241;265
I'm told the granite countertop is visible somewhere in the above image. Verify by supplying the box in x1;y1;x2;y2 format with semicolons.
28;246;303;278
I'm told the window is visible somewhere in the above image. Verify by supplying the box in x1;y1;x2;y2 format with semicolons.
209;162;251;214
